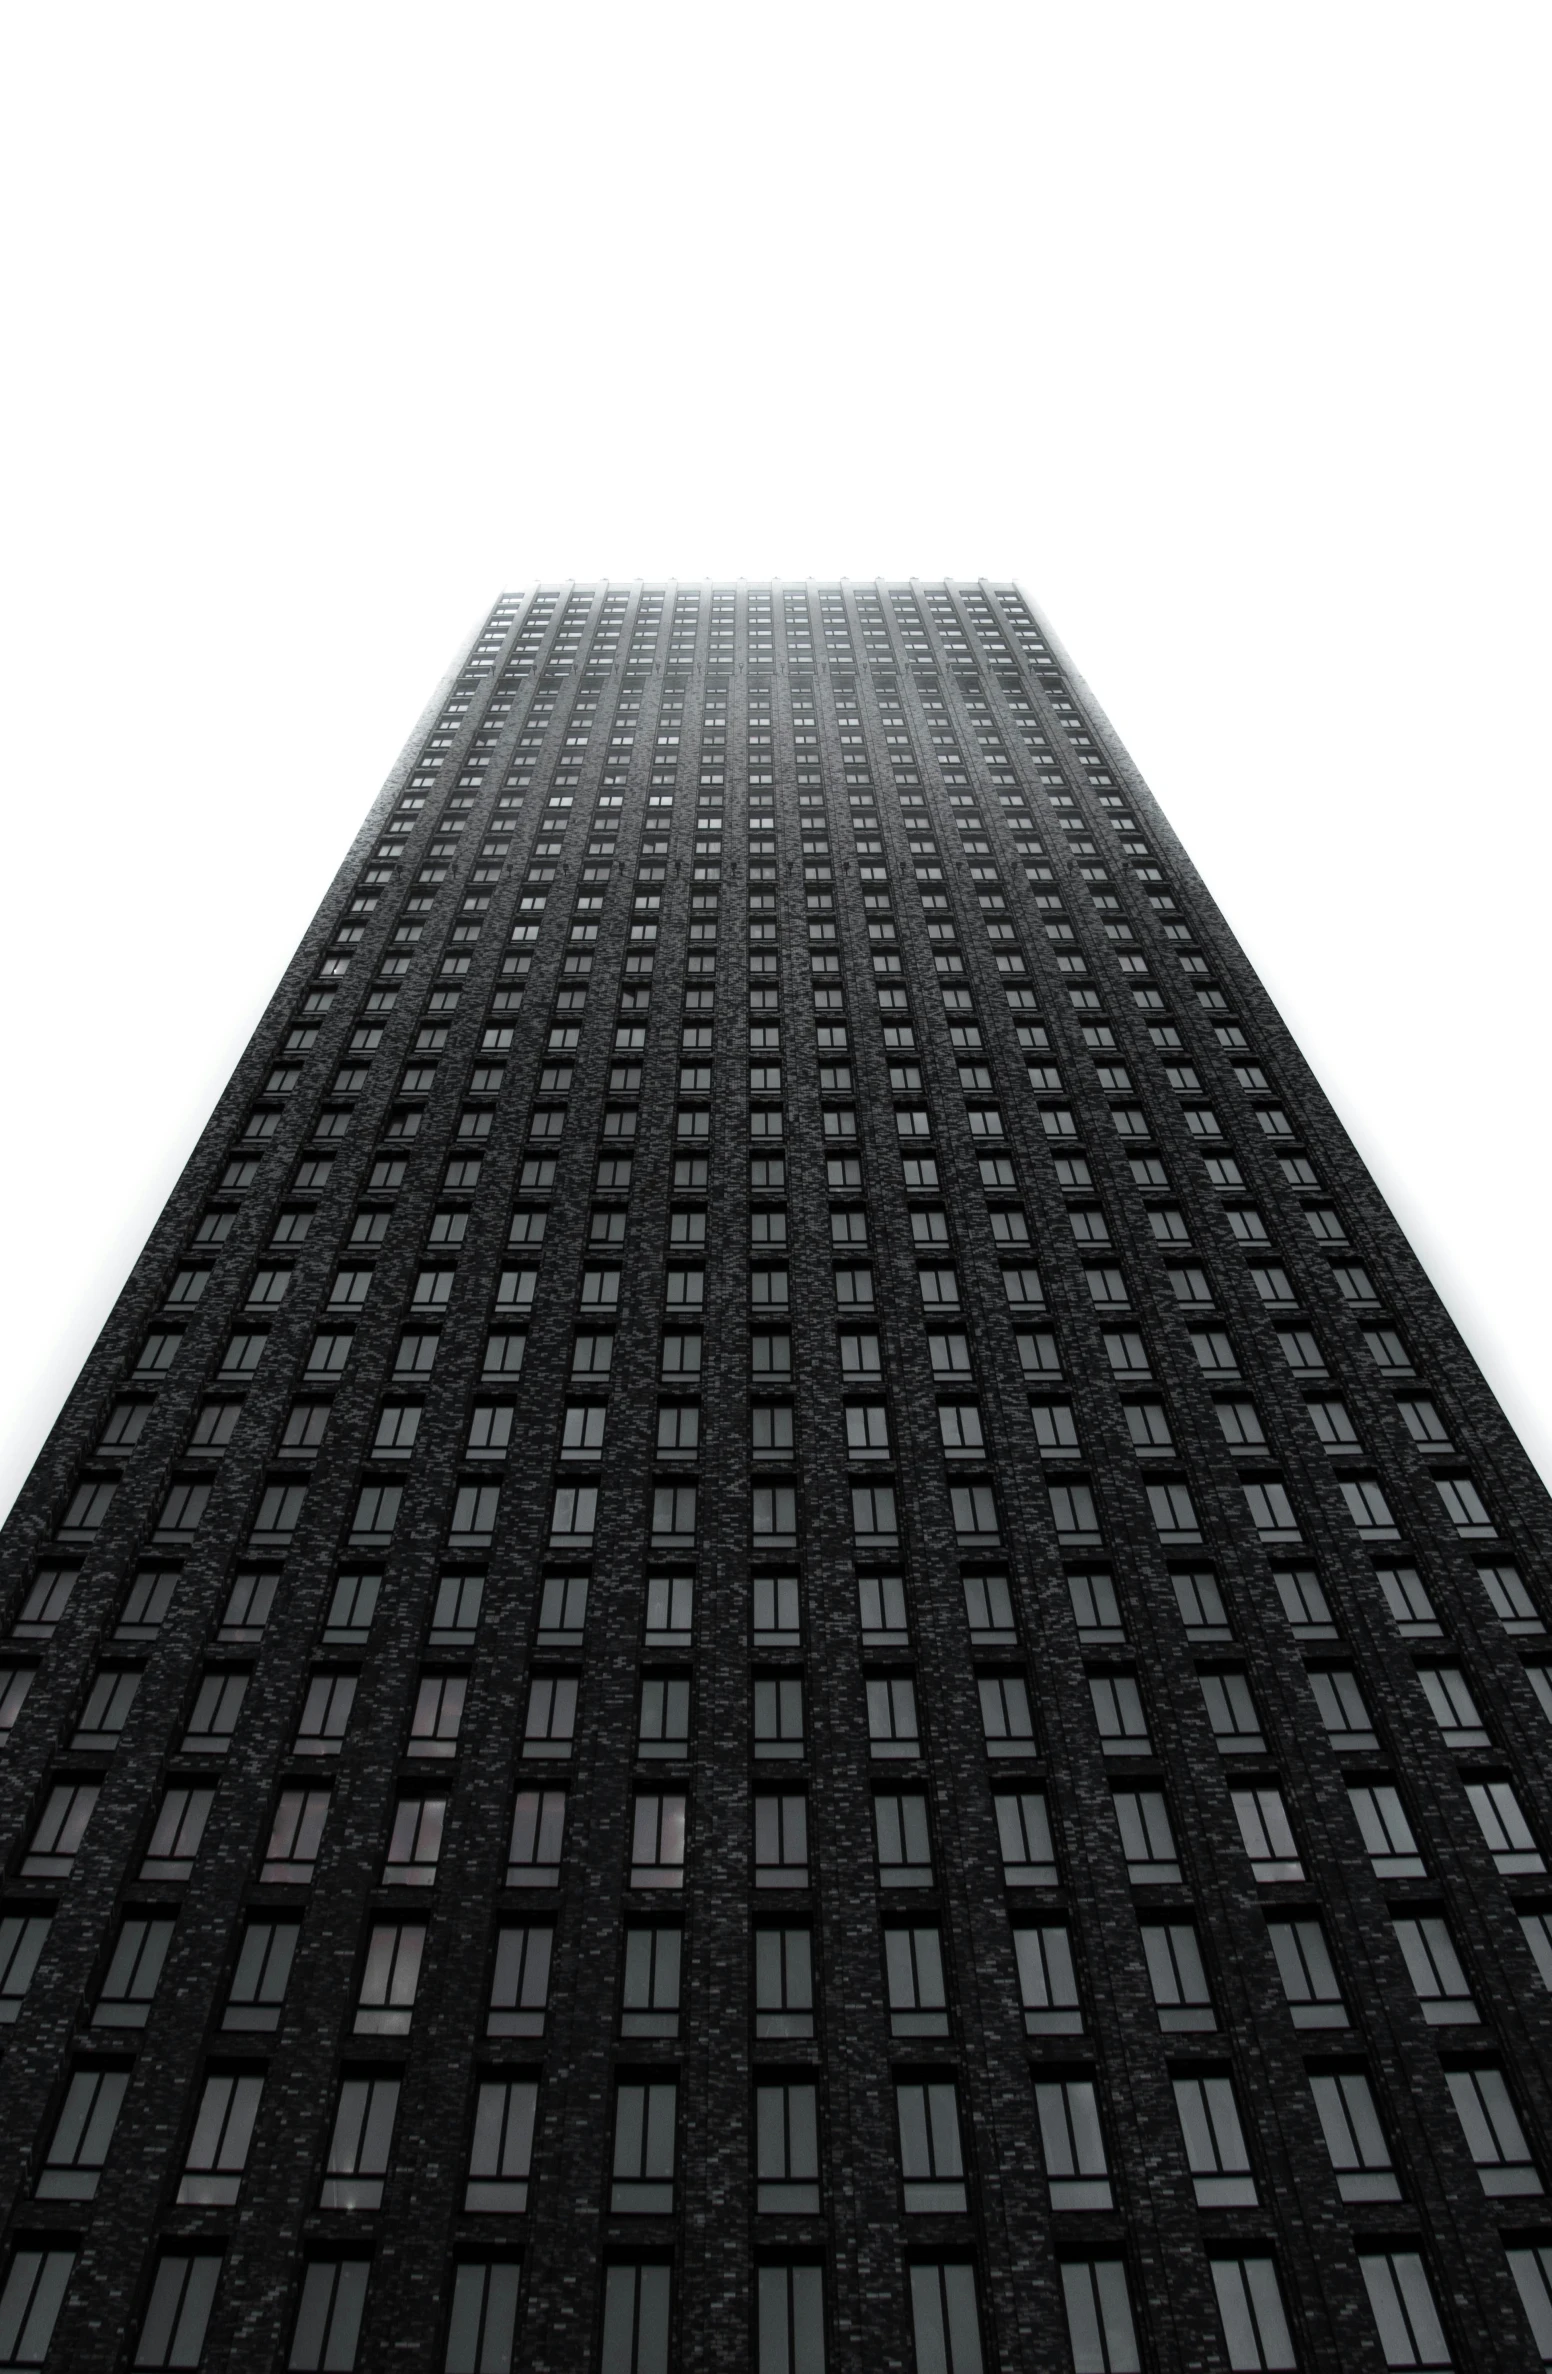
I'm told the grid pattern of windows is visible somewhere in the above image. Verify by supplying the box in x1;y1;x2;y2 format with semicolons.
0;583;1548;2373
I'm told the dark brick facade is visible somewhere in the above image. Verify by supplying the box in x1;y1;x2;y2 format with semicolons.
1;582;1550;2373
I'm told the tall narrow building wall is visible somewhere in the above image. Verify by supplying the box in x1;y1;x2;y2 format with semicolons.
1;583;1550;2373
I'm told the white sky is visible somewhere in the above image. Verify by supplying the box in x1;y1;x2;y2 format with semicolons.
1;1;1549;1518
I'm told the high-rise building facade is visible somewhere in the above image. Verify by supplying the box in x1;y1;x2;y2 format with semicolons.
2;581;1551;2374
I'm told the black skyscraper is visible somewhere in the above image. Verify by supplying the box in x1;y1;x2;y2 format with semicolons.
3;582;1552;2374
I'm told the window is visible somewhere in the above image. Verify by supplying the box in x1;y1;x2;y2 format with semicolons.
1436;1475;1494;1536
1191;1330;1238;1376
321;2075;399;2208
852;1485;897;1546
1358;2252;1451;2369
897;2079;967;2210
179;2072;265;2203
1465;1779;1543;1870
840;1664;916;1761
1216;1401;1265;1451
612;2080;677;2211
451;1483;499;1543
620;1926;681;2039
1174;1570;1230;1639
322;1572;378;1646
1480;1563;1542;1632
884;1925;948;2037
909;2266;983;2374
1015;1925;1081;2034
475;1330;526;1392
489;1925;553;2038
1340;1477;1396;1539
750;1405;794;1463
1305;2068;1398;2202
652;1485;696;1544
0;2246;74;2368
856;1572;907;1645
137;1323;190;1379
1445;2065;1541;2194
261;1785;332;1880
225;1920;298;2031
1309;1667;1376;1750
220;1569;278;1643
73;1665;142;1749
1233;1787;1302;1881
1399;1398;1451;1449
0;1914;51;2024
289;2260;369;2371
444;2264;520;2374
550;1486;596;1546
1243;1481;1300;1540
466;2078;537;2211
631;1793;686;1889
875;1793;933;1887
1199;1670;1263;1753
1017;1330;1062;1378
1418;1666;1488;1747
1210;2259;1296;2372
1508;2247;1552;2369
963;1571;1016;1643
295;1672;356;1755
1266;1918;1347;2027
1031;1403;1079;1456
1141;1923;1215;2030
562;1404;608;1461
642;1572;692;1646
848;1404;892;1459
355;1922;425;2035
637;1676;690;1761
757;2080;820;2211
37;2065;128;2196
1061;2259;1141;2372
1272;1568;1333;1638
95;1915;174;2027
309;1331;355;1380
276;1401;330;1459
384;1795;446;1884
101;1398;153;1450
840;1329;873;1386
1376;1566;1438;1635
372;1404;421;1460
1392;1918;1477;2025
432;1572;485;1646
1277;1330;1326;1375
410;1672;466;1757
754;1677;804;1760
24;1782;99;1876
1035;2078;1110;2208
1114;1789;1180;1881
524;1675;579;1758
758;2264;825;2374
756;1928;813;2039
1047;1484;1096;1543
599;2265;670;2374
156;1480;208;1538
1125;1403;1173;1453
1348;1784;1423;1877
135;2253;223;2368
756;1794;809;1888
1174;2073;1256;2205
1089;1674;1148;1754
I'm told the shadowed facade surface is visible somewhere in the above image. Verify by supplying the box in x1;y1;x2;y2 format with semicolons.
2;582;1552;2374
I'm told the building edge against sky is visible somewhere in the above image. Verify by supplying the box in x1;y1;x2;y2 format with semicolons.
0;583;1551;2371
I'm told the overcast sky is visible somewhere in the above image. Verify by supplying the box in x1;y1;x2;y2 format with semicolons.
1;1;1548;1518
